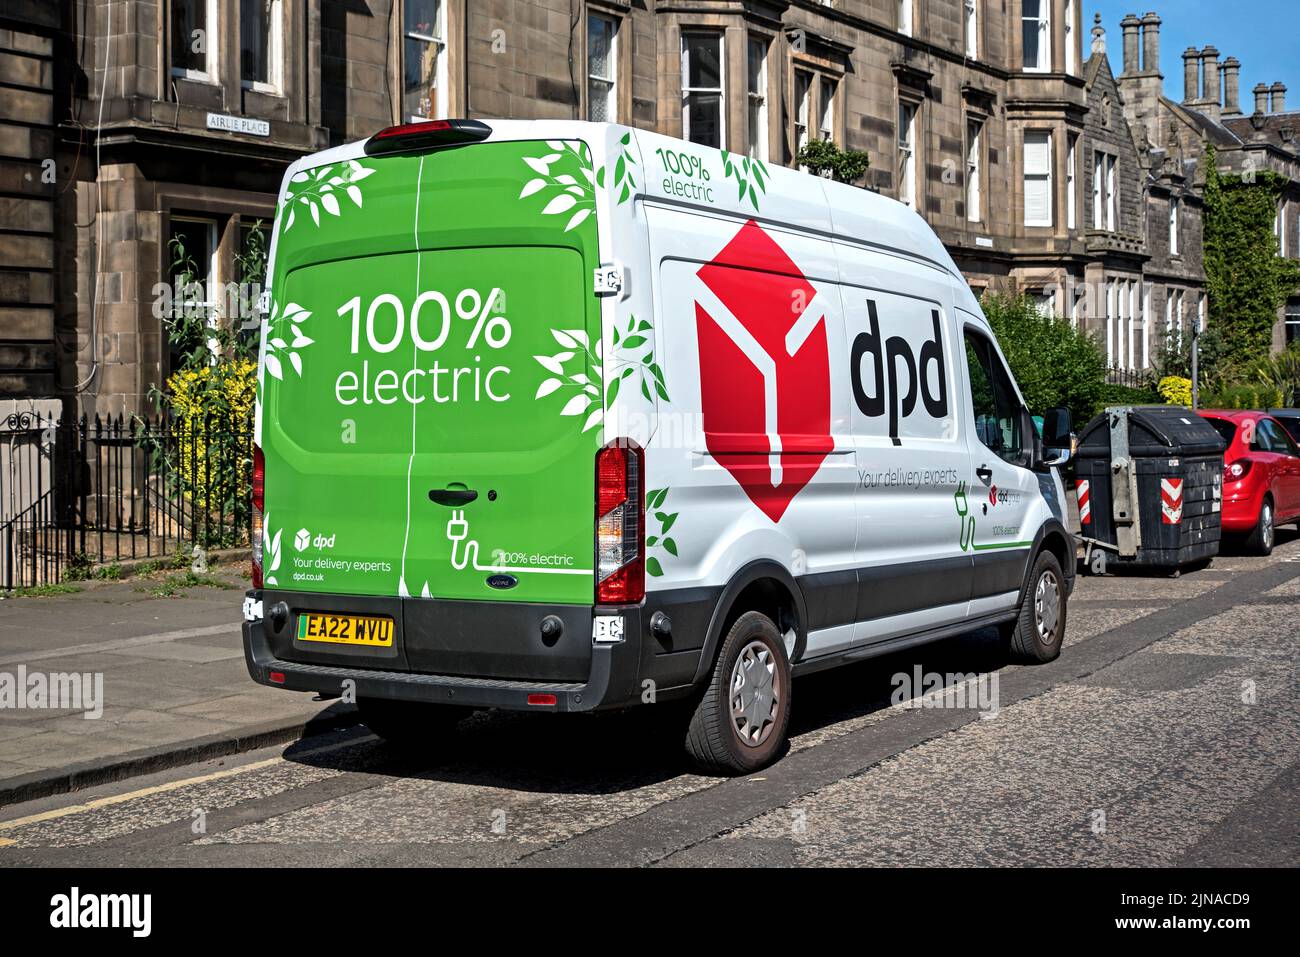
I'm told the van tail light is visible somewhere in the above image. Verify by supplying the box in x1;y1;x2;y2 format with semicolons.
363;119;492;156
251;445;265;589
596;442;644;605
1225;459;1252;481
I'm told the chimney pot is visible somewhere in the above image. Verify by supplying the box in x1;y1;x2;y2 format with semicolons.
1201;46;1221;106
1120;14;1142;76
1271;82;1287;113
1254;83;1271;115
1222;57;1241;115
1140;12;1161;75
1182;47;1200;104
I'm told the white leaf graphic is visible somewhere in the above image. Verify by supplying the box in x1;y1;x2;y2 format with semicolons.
581;165;596;184
563;328;589;348
560;393;592;417
572;373;590;384
285;208;295;229
289;352;303;376
291;172;310;183
582;407;604;433
347;185;363;208
535;377;563;399
265;353;283;380
552;329;578;349
321;193;340;217
351;165;376;181
565;207;591;232
534;354;565;376
546;140;566;150
542;193;577;215
566;185;585;196
421;581;431;598
282;303;307;321
555;174;577;185
315;167;331;180
519;178;546;198
583;383;598;396
269;337;287;350
524;155;558;175
309;201;320;226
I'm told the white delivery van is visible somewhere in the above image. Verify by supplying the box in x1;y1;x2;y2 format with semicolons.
243;119;1076;773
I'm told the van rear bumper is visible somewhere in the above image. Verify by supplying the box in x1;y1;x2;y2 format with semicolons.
242;593;634;712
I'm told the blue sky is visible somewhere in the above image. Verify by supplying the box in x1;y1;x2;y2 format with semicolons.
1088;1;1297;110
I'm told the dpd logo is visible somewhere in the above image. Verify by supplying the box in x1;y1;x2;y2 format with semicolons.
295;527;335;551
694;220;833;523
850;304;948;445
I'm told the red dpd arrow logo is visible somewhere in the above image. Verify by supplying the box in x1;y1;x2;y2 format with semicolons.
695;220;833;523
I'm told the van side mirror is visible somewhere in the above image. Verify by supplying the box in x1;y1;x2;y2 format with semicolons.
1039;406;1073;467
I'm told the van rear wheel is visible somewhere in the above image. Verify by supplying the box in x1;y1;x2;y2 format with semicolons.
357;697;471;750
685;611;791;775
1005;550;1066;664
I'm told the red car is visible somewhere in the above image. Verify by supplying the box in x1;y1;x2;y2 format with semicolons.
1198;410;1300;555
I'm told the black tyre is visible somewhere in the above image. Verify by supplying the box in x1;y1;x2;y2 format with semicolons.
685;611;791;775
1245;497;1275;556
356;697;470;749
1005;550;1067;664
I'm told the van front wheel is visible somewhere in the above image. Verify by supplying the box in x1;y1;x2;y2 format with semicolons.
685;611;791;775
356;697;471;750
1005;550;1067;664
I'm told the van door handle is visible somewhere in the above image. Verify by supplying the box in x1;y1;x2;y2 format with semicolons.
428;488;478;506
976;465;993;484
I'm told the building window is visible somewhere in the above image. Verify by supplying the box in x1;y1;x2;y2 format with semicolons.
682;32;725;148
1285;298;1300;344
898;101;918;207
1066;134;1077;229
1023;131;1053;227
403;0;447;120
167;216;220;373
818;76;837;142
1022;0;1050;72
1064;0;1076;74
1169;196;1180;255
899;0;914;36
241;0;283;93
747;37;768;161
587;13;618;122
966;118;982;223
794;70;812;167
1093;151;1117;231
1142;282;1152;368
965;0;978;59
171;0;217;80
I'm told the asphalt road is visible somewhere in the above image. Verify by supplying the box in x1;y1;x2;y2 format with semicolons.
2;532;1298;867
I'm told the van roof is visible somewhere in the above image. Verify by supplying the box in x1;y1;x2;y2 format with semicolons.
281;119;979;313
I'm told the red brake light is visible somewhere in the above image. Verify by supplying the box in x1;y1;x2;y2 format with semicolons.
1225;459;1253;480
364;119;492;156
527;693;557;707
596;442;645;605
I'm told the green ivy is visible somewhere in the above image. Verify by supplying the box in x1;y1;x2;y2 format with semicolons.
1203;143;1300;368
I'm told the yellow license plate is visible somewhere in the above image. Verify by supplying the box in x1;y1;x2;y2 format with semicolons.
296;612;394;647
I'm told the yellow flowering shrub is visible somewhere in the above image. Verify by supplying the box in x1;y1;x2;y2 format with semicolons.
164;359;256;525
1157;376;1193;407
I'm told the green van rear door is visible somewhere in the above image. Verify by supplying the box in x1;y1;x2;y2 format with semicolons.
259;139;604;605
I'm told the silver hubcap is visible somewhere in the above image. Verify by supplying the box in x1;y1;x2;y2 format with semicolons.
1034;571;1060;644
1263;505;1273;548
730;640;780;748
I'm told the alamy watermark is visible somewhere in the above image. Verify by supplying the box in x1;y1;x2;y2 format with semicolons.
0;666;104;719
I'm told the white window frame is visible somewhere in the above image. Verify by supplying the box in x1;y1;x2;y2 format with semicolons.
1064;0;1076;75
586;12;619;123
966;117;982;223
746;36;768;161
818;76;836;143
899;0;914;37
1169;196;1180;255
682;31;726;149
1107;154;1117;230
172;0;218;82
1142;282;1151;368
169;215;221;360
1105;279;1116;363
898;100;918;208
965;0;978;59
1093;151;1116;231
241;0;285;95
1066;134;1077;229
1023;130;1053;227
1022;0;1051;72
404;0;449;121
794;69;812;169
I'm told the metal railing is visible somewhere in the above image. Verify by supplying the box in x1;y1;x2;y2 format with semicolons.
1;413;254;590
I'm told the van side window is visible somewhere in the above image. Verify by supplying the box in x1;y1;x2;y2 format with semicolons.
964;330;1023;465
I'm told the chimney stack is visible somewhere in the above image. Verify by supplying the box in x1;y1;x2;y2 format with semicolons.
1254;83;1270;115
1271;82;1287;113
1201;47;1220;107
1183;48;1200;103
1222;57;1241;115
1120;14;1141;75
1140;12;1161;74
